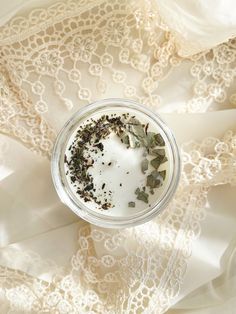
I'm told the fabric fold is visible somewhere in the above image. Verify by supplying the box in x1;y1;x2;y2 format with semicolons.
156;0;236;56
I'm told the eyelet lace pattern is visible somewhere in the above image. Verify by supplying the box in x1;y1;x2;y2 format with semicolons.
0;0;235;157
0;0;236;313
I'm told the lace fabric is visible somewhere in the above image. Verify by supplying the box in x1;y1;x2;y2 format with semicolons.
0;0;236;313
1;129;236;313
0;0;235;157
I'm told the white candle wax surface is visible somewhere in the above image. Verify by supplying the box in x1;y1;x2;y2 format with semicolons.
64;107;171;218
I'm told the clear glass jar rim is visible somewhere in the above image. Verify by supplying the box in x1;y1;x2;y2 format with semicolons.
51;98;181;228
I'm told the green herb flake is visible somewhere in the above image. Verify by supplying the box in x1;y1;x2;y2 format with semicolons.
120;133;129;145
128;133;140;148
146;132;157;148
150;148;165;157
141;158;149;173
128;117;141;125
67;112;168;211
161;156;168;164
136;190;149;203
150;156;163;169
128;201;136;207
159;170;167;180
130;124;145;139
154;133;165;146
147;170;164;188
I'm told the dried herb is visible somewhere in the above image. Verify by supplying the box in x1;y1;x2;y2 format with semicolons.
128;201;136;207
120;133;129;145
128;118;145;139
64;114;127;209
150;155;165;169
159;170;166;180
128;132;139;148
65;111;168;211
136;190;149;203
94;142;104;151
84;183;94;191
141;158;149;173
150;148;165;156
144;123;149;135
146;132;158;148
102;202;112;210
154;133;165;146
147;170;164;189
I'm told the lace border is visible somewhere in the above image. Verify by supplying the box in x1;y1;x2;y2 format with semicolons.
0;0;106;45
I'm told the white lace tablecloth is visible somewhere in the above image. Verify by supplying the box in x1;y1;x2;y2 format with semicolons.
0;1;236;313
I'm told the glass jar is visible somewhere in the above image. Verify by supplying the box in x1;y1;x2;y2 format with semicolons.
51;98;181;228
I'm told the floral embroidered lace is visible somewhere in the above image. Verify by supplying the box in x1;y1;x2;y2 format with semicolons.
0;0;235;313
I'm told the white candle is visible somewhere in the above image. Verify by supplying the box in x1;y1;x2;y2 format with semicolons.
64;106;170;218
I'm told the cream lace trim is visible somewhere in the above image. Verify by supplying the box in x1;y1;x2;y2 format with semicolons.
0;0;235;313
1;130;236;313
0;0;235;157
0;0;107;46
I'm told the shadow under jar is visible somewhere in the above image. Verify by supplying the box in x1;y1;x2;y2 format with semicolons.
51;98;181;228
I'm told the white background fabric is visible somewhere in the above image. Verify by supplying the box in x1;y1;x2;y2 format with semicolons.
0;0;236;313
156;0;236;56
1;111;236;313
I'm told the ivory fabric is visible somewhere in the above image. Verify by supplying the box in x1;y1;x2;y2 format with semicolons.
0;0;236;313
156;0;236;57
